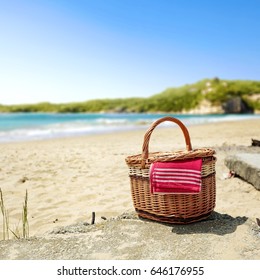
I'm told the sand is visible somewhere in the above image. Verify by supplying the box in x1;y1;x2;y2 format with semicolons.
0;118;260;259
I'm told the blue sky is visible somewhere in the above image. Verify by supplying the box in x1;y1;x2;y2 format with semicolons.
1;0;260;105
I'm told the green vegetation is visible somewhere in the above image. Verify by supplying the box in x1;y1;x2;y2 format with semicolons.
22;190;29;239
1;78;260;113
0;188;9;240
203;78;260;108
0;188;29;240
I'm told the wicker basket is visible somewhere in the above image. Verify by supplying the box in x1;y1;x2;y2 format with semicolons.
125;116;216;224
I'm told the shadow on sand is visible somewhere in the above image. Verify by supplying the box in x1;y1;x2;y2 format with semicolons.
171;211;248;236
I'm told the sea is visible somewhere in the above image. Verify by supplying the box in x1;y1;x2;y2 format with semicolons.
0;112;259;143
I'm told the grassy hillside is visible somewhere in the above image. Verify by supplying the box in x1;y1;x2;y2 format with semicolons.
1;78;260;113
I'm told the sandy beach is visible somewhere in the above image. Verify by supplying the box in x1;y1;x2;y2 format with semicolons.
0;118;260;259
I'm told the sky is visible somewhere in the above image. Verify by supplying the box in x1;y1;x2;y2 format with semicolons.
0;0;260;105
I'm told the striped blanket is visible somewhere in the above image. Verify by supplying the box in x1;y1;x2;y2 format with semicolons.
149;158;202;194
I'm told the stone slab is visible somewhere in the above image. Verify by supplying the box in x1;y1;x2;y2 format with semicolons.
225;153;260;190
0;212;258;260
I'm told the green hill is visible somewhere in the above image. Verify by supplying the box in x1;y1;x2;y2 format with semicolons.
1;78;260;113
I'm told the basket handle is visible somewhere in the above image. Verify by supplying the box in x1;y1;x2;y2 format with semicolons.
141;116;192;168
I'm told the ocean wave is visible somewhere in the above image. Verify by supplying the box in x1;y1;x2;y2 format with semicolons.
0;122;144;142
0;113;259;143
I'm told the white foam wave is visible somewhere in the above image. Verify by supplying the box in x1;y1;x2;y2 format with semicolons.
0;113;259;143
0;122;143;142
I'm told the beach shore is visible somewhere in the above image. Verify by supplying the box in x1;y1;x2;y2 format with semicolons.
0;118;260;259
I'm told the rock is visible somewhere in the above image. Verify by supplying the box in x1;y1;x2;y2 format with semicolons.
222;97;253;113
225;153;260;190
18;176;29;183
252;139;260;147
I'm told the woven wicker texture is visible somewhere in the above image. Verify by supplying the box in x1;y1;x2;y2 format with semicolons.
125;116;216;224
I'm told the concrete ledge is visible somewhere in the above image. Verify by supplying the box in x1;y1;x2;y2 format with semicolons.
0;212;258;260
225;153;260;190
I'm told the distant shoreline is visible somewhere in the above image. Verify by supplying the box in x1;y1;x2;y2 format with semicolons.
1;79;260;114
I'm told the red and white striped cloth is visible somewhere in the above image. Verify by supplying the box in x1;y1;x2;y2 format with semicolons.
149;158;202;194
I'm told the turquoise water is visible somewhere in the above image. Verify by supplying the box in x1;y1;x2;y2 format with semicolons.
0;113;259;142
